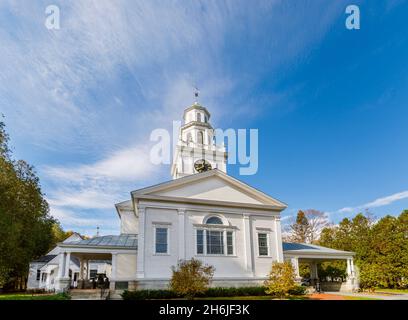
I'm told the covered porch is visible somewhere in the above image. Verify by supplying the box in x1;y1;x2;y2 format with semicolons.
283;242;358;292
55;234;138;293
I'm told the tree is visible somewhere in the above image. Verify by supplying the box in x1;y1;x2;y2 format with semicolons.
289;210;309;243
318;211;408;290
264;261;297;298
169;258;214;299
51;222;75;248
0;118;55;290
304;209;329;243
289;209;329;243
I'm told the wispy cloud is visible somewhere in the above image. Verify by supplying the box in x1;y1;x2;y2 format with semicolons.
0;0;349;234
335;190;408;215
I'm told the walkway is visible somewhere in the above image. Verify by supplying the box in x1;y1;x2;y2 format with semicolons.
327;291;408;300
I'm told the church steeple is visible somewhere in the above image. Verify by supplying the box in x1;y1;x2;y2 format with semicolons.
171;95;227;179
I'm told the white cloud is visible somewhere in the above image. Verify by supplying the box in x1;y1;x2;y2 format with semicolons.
0;0;348;233
51;207;119;236
335;190;408;215
44;144;155;183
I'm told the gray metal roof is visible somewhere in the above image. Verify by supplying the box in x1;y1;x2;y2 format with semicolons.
282;242;353;255
32;254;57;263
64;234;138;249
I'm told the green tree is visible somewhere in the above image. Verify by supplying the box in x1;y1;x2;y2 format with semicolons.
170;258;215;299
264;261;297;298
289;210;310;243
0;119;55;290
318;211;408;290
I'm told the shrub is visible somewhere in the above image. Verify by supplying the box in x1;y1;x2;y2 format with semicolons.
288;285;307;296
121;284;306;300
121;289;178;300
122;286;266;300
199;286;266;297
169;258;214;299
264;261;297;298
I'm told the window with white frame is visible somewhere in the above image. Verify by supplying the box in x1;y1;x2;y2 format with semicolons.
196;216;235;256
155;227;169;254
258;233;269;256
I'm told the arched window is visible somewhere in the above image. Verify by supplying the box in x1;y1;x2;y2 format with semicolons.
206;216;223;225
197;131;204;144
204;115;207;123
196;216;234;256
197;113;202;122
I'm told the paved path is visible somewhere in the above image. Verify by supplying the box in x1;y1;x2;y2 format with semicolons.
325;291;408;300
308;293;345;300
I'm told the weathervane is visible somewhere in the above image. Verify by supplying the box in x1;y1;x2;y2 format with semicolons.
194;86;200;103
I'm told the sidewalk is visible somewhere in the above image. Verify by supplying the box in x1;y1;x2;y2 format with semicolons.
325;291;408;300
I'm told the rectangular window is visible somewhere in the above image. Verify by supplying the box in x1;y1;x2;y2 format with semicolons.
206;230;224;254
227;231;234;255
155;227;168;254
36;269;41;281
196;229;204;254
258;233;269;256
90;269;98;279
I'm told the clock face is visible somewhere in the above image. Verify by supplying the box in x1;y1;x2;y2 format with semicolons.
194;159;212;173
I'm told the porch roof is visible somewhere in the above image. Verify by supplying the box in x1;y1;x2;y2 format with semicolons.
283;242;354;258
61;234;138;249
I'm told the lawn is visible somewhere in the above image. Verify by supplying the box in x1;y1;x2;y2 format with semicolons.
197;295;308;300
343;296;381;300
374;288;408;294
0;293;70;300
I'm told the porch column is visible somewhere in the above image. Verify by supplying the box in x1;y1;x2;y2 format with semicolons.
310;261;318;280
64;252;71;278
178;209;186;260
57;252;65;278
350;258;355;276
111;253;117;280
136;206;146;278
346;258;352;278
110;253;117;291
243;213;254;275
291;257;301;281
84;259;89;280
79;258;84;281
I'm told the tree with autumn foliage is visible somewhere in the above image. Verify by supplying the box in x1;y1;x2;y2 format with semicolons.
170;258;215;299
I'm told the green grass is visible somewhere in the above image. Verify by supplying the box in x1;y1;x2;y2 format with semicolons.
343;296;381;300
374;288;408;294
197;295;309;300
0;293;70;300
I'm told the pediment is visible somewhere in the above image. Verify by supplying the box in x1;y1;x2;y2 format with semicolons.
132;170;286;208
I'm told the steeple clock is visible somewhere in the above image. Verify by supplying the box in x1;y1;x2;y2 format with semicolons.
171;95;227;179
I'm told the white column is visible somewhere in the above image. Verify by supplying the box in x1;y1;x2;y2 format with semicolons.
178;209;186;260
346;258;352;278
79;258;84;281
85;260;89;280
310;261;318;280
291;257;301;280
64;252;71;278
243;213;254;274
111;253;117;281
273;216;284;262
58;252;65;278
136;206;146;278
350;258;355;276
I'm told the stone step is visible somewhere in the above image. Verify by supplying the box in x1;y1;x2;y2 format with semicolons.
70;289;110;300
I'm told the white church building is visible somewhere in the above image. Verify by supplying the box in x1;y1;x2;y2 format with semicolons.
51;99;358;295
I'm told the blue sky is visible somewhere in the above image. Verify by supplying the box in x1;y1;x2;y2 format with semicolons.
1;0;407;235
